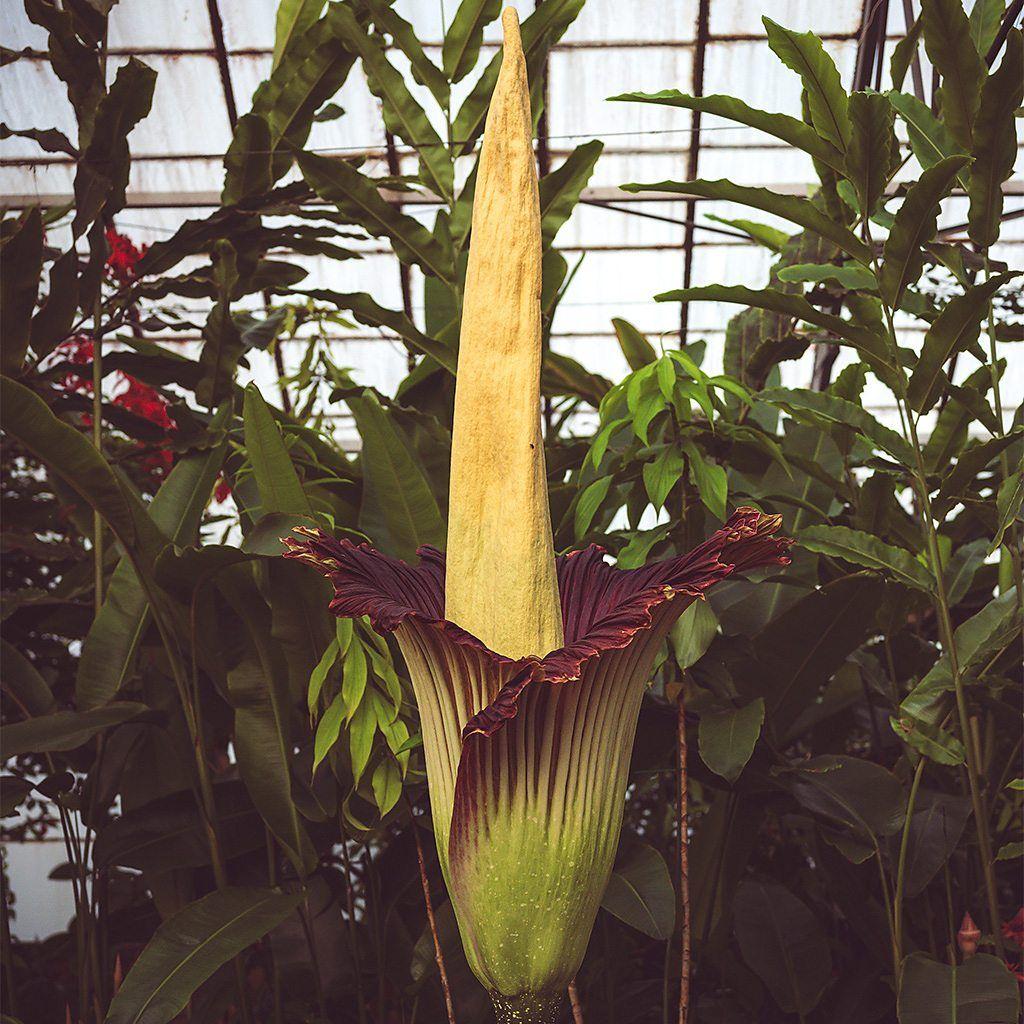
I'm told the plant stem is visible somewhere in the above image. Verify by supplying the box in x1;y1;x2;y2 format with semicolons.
676;695;691;1024
568;981;584;1023
893;755;927;965
408;802;455;1024
873;839;899;980
339;835;368;1024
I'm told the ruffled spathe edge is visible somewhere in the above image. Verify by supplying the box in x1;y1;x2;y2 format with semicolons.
283;507;791;739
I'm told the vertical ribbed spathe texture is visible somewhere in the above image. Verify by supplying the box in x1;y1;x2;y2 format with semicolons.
443;7;565;660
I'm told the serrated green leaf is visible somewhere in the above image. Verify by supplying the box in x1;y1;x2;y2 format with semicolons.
799;524;933;590
845;91;898;214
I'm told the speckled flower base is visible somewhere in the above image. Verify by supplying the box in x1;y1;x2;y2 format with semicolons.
491;992;564;1023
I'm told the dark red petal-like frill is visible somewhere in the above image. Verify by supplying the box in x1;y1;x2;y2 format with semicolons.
283;507;791;738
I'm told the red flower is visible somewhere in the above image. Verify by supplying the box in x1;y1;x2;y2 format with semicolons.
214;473;233;503
104;227;146;284
1003;907;1024;947
112;376;175;432
52;334;95;395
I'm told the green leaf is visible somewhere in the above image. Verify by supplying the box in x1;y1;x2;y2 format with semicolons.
754;574;887;736
219;567;317;876
968;0;1005;57
364;0;449;107
670;599;718;671
306;636;339;714
777;262;877;291
601;842;675;940
934;429;1023;515
799;525;933;591
699;698;764;783
763;17;849;150
297;288;455;372
996;842;1023;862
907;272;1020;412
897;952;1021;1024
733;880;832;1016
341;640;367;723
887;90;967;175
968;30;1023;247
349;695;376;785
72;58;156;236
612;318;657;370
681;440;727;521
783;755;906;843
879;155;970;307
0;640;55;717
920;0;986;150
371;757;402;816
575;475;613;539
902;791;971;897
845;91;898;214
1;207;42;374
890;714;966;765
539;140;603;247
30;247;80;358
313;692;345;771
347;390;445;560
222;113;273;206
297;150;456;284
106;887;304;1024
197;241;243;409
890;15;923;92
1;702;148;757
759;386;916;466
706;214;790;252
992;471;1024;551
610;90;845;172
330;4;453;202
442;0;502;83
642;448;684;511
243;384;311;517
77;423;228;709
272;0;324;68
624;179;871;264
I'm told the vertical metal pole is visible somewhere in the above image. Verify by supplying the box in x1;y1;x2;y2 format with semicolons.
679;0;711;345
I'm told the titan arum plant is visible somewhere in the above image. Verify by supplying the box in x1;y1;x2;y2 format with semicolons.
287;9;791;1021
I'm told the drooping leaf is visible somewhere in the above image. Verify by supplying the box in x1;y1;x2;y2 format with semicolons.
906;272;1020;412
934;429;1023;514
574;475;613;539
902;790;971;897
968;29;1023;247
242;384;311;517
920;0;986;150
671;599;718;671
624;179;871;264
612;318;657;370
887;90;967;175
611;90;846;172
1;207;43;374
897;952;1021;1024
777;262;877;291
845;91;898;214
1;702;149;756
0;121;77;156
196;241;243;409
733;879;832;1016
759;386;915;466
681;439;727;521
763;17;849;150
538;140;603;247
442;0;502;83
699;698;765;783
106;887;304;1024
890;714;966;765
879;155;970;307
363;0;449;107
968;0;1005;57
601;841;675;940
76;423;228;709
297;150;456;283
347;390;445;560
642;448;684;511
798;525;933;591
330;4;453;201
272;0;325;68
1;640;56;717
30;247;79;358
222;114;273;207
992;471;1024;551
890;15;923;92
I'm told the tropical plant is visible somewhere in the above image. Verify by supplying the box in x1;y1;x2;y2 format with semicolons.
0;1;1021;1023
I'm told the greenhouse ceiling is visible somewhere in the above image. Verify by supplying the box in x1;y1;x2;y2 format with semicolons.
1;0;1022;444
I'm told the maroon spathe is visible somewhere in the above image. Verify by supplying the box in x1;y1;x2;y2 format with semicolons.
283;506;791;738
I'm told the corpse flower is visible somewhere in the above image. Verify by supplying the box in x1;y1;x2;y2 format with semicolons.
285;10;791;1021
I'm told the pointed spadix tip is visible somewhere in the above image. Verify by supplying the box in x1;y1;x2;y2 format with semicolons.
501;7;522;46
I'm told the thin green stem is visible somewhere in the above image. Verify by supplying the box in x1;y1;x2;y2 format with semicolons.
894;756;927;965
873;838;899;981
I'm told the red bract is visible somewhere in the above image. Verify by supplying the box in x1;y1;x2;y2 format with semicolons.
1003;907;1024;946
104;227;146;284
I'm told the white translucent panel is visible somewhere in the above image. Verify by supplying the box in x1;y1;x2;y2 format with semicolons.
578;152;694;191
0;57;79;152
3;1;49;49
124;156;226;197
557;200;686;248
548;47;694;141
220;0;282;52
709;0;862;37
0;160;74;201
107;0;212;50
564;0;700;43
697;144;818;185
704;39;858;117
